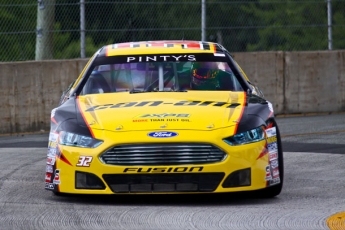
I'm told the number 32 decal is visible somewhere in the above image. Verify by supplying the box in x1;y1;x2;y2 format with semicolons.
76;156;93;167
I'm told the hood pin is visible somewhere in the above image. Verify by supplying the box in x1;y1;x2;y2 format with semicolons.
115;125;123;130
206;123;214;129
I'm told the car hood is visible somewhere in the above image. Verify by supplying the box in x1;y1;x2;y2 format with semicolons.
77;91;246;132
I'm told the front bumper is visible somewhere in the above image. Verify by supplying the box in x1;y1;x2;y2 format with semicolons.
45;128;278;194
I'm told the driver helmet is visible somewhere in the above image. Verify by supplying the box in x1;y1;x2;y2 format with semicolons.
190;62;220;90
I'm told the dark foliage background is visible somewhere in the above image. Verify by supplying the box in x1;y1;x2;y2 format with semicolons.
1;0;344;61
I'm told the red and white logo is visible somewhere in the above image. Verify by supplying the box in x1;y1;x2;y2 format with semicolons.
47;157;55;165
269;152;278;161
53;169;60;184
270;159;279;169
265;165;272;180
272;168;280;178
45;173;52;182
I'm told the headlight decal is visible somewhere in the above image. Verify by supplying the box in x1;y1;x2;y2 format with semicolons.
58;131;103;148
223;126;265;146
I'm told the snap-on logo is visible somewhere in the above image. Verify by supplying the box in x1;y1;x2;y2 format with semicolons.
147;131;178;138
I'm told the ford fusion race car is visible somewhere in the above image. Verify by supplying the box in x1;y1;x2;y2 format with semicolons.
45;40;283;197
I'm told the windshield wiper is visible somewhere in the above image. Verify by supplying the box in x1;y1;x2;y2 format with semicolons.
129;89;187;94
129;89;142;94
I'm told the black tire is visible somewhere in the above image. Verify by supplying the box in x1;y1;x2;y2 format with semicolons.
52;191;69;197
253;119;284;198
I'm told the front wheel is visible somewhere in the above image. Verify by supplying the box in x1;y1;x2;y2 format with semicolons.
52;191;69;197
254;180;283;198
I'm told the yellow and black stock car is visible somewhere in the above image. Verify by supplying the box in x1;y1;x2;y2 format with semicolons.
45;40;283;197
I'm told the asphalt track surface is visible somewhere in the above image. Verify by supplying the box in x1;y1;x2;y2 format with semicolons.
0;113;344;230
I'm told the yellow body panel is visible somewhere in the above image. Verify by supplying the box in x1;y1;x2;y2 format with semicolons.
78;91;245;132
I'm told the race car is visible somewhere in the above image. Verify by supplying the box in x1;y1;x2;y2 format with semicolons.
45;40;284;197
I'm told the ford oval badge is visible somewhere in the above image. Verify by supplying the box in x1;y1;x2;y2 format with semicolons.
147;131;178;138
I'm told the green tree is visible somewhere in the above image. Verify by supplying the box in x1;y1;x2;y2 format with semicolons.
84;0;201;45
206;0;260;52
332;0;345;49
0;1;36;61
242;0;330;51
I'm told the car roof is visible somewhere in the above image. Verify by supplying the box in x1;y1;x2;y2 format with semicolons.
98;40;227;57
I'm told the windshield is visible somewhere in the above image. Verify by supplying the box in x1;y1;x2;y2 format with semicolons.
81;61;243;95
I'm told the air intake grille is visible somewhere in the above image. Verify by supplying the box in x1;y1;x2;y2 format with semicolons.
100;143;226;166
103;173;225;193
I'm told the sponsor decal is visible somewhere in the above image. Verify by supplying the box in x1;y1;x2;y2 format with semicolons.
270;159;279;169
265;165;272;180
45;173;52;182
85;101;240;112
46;165;54;173
45;182;55;190
48;141;57;149
265;127;277;137
267;136;277;144
126;55;196;62
166;118;181;122
272;168;280;178
269;177;281;186
134;118;190;122
111;41;211;51
147;131;178;138
133;113;191;123
123;166;203;173
47;132;58;157
267;142;278;153
49;132;58;142
269;152;278;161
53;169;60;184
47;157;55;166
76;156;93;167
47;148;57;157
132;119;148;122
135;113;190;118
150;119;164;122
